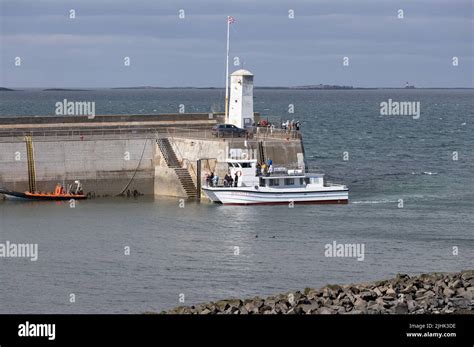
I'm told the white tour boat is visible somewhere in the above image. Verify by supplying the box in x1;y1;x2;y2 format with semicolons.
202;159;348;205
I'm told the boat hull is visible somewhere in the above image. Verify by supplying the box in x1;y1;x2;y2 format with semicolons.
202;187;348;205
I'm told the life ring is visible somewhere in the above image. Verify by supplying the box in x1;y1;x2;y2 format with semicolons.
241;152;248;159
235;170;243;177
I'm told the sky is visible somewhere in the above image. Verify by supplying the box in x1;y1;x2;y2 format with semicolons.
0;0;473;88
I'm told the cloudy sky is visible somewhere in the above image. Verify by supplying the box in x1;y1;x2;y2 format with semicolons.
1;0;472;88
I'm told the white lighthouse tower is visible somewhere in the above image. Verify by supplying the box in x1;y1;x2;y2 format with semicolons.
228;69;254;128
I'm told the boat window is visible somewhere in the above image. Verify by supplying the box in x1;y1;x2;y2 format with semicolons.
269;179;280;186
284;178;295;185
240;162;251;168
300;178;304;185
304;177;310;184
259;178;265;187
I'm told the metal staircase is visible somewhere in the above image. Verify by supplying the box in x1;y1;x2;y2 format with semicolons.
157;137;180;167
157;137;197;199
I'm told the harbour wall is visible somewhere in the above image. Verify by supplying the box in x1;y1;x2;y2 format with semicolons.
154;136;305;198
0;113;220;197
169;136;304;178
0;136;155;196
1;135;304;198
0;114;304;198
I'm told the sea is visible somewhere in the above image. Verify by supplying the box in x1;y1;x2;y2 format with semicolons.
0;88;472;313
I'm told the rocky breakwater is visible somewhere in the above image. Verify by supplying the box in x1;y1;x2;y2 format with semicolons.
165;271;474;314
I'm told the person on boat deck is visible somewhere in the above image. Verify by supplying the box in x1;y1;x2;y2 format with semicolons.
223;174;228;187
234;172;239;187
212;174;219;187
267;159;273;175
54;183;64;195
267;159;273;176
261;162;268;176
256;162;262;176
209;172;215;187
224;173;233;187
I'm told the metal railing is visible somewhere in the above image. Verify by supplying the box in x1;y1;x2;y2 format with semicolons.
0;126;158;142
158;126;301;141
0;125;302;142
253;127;302;140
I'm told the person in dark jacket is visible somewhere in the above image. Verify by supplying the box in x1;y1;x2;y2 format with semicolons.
209;172;215;187
224;173;233;187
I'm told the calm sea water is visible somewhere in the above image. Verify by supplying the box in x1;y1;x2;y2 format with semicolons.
0;89;473;313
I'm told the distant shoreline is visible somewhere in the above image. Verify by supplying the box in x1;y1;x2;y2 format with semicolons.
1;87;473;91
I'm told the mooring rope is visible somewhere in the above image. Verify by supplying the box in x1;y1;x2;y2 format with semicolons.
117;138;148;196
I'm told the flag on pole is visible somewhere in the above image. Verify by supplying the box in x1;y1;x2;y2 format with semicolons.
228;16;236;24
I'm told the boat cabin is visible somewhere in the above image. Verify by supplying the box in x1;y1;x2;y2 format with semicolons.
226;159;259;187
258;174;324;188
225;159;324;188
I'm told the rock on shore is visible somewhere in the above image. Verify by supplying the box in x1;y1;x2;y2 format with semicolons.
164;271;474;314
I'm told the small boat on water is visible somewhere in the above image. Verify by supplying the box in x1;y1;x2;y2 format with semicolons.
202;159;348;205
0;181;86;201
0;189;87;201
0;135;87;201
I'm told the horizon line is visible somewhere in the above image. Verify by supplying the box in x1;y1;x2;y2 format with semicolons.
2;86;474;90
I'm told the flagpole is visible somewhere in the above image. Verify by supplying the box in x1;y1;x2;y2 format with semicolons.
225;16;230;122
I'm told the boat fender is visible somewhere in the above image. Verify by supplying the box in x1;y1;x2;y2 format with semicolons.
236;170;242;177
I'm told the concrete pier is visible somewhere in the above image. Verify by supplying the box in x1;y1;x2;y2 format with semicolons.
0;113;304;198
0;113;225;130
